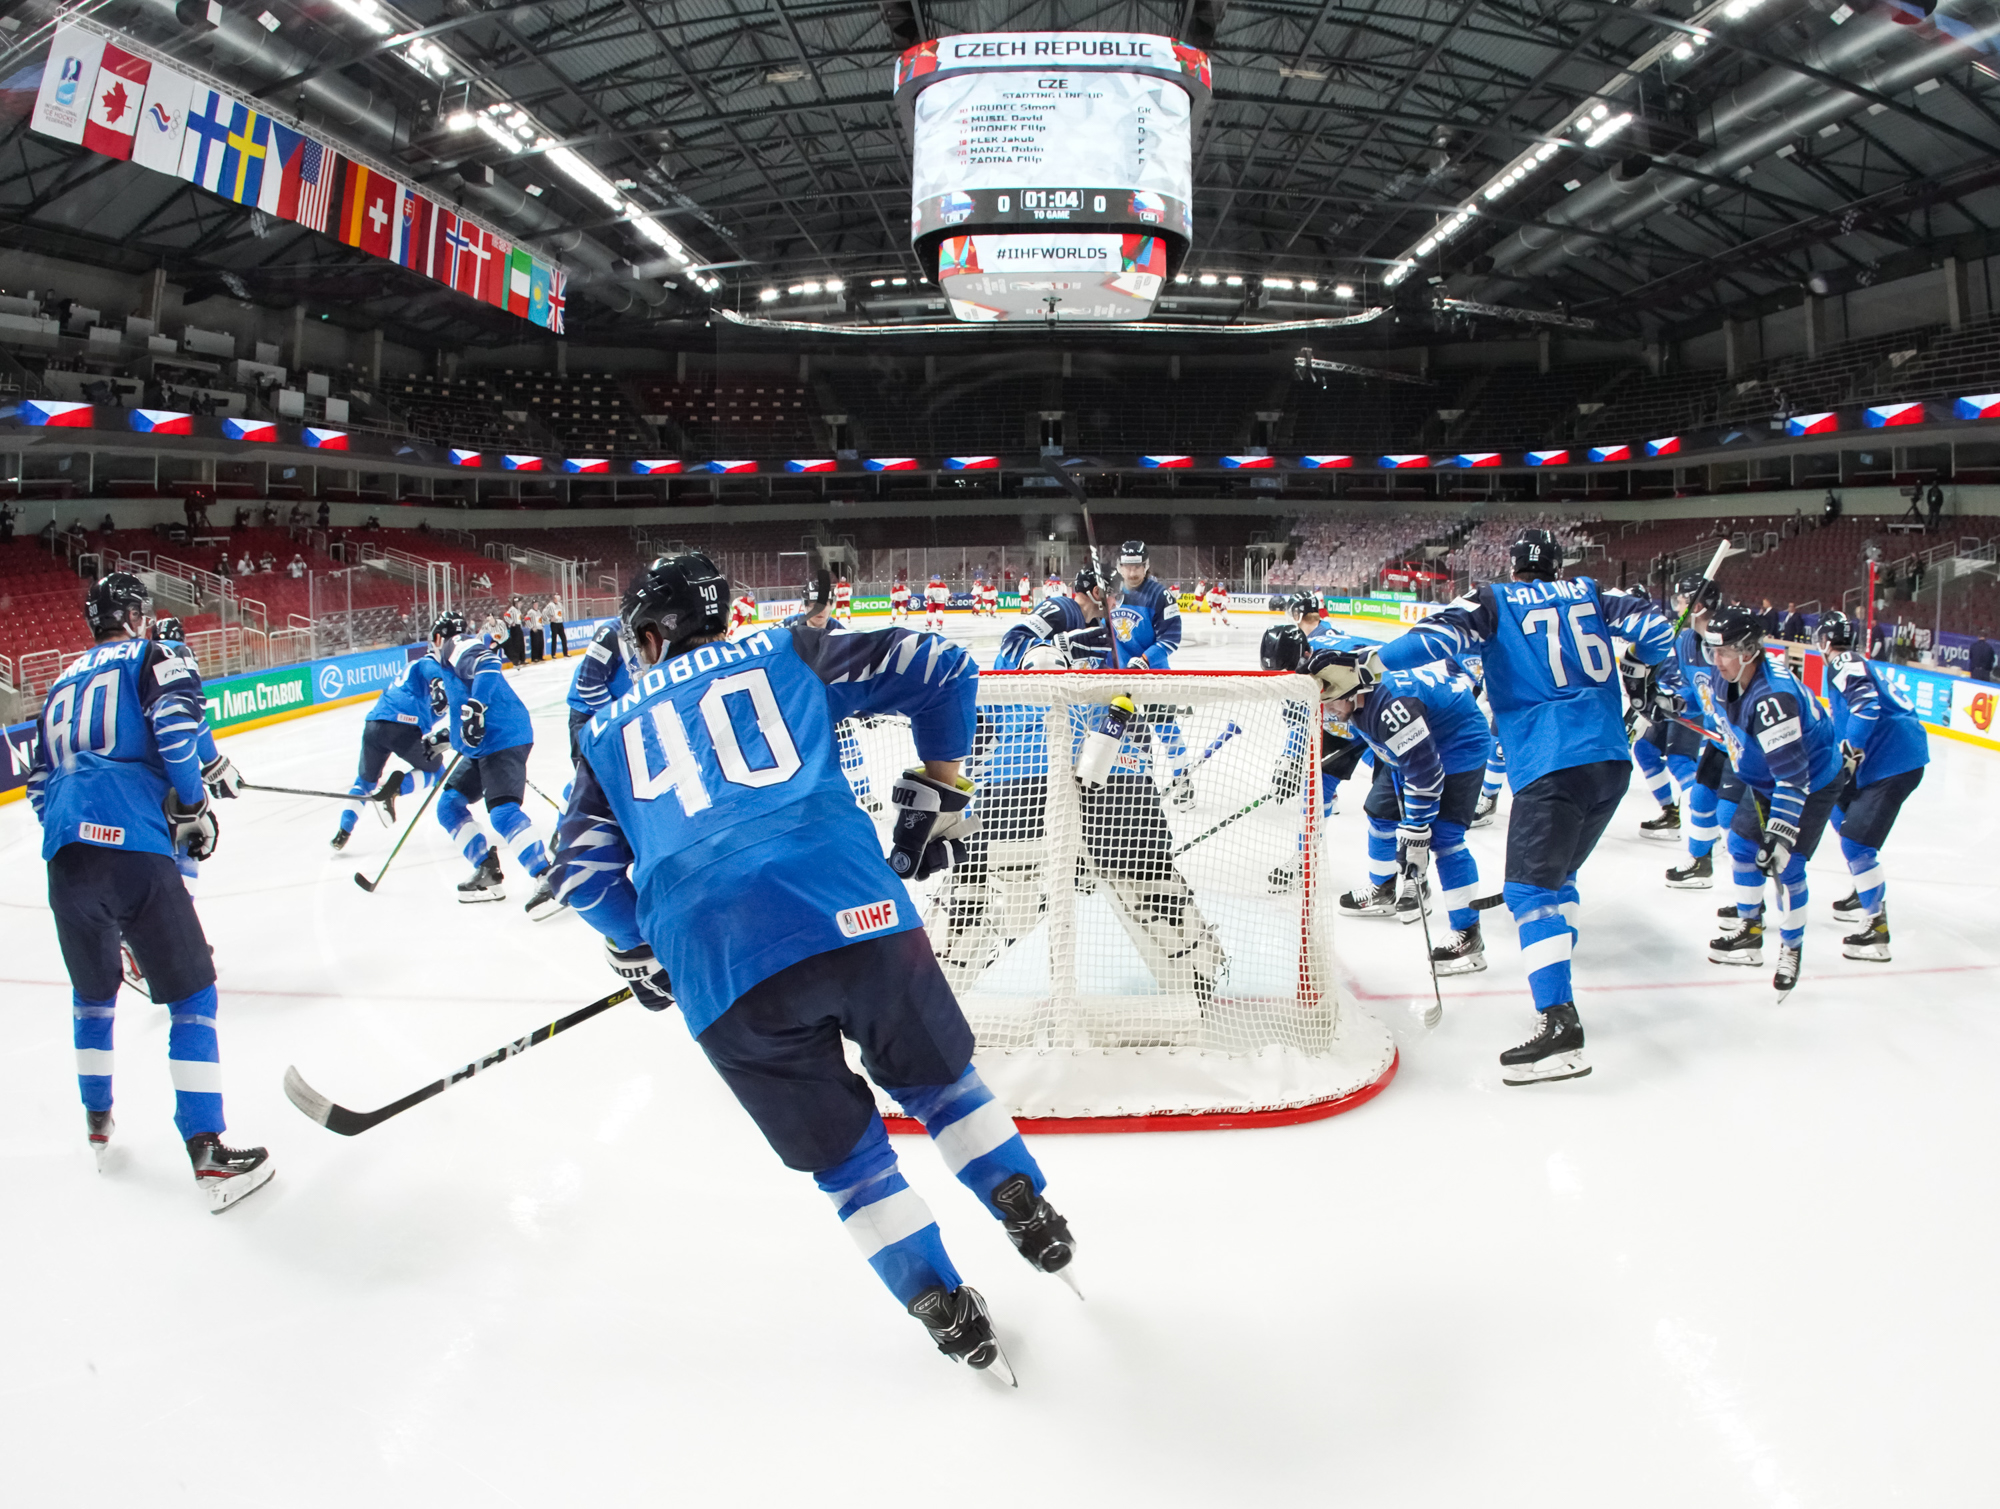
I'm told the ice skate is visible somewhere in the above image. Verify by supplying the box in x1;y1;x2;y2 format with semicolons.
523;873;562;921
1716;902;1763;929
1431;921;1487;975
1830;890;1863;918
186;1133;275;1213
1470;793;1497;828
1267;860;1300;893
1842;912;1891;962
907;1284;1015;1386
1665;853;1713;889
1773;940;1803;1002
1168;772;1196;809
1338;878;1398;917
990;1173;1080;1297
86;1109;114;1173
1709;917;1764;965
329;825;351;852
1395;877;1432;925
457;849;505;903
1639;802;1681;841
1499;1002;1590;1085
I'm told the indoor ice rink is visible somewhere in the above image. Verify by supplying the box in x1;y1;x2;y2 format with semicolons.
6;613;1994;1506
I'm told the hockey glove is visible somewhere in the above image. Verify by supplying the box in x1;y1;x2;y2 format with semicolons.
888;767;978;880
1397;823;1433;883
200;753;242;799
606;937;674;1011
1755;817;1800;878
1840;739;1867;780
422;725;452;753
164;789;219;861
460;698;487;749
1268;754;1305;803
427;676;449;717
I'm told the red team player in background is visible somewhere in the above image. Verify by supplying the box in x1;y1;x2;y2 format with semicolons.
925;573;950;629
891;573;912;623
833;575;853;623
729;590;758;635
974;575;998;617
1209;578;1230;626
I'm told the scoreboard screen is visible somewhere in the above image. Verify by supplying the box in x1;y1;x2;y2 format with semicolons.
895;32;1209;322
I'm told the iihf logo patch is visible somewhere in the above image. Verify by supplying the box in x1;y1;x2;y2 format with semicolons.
836;899;899;938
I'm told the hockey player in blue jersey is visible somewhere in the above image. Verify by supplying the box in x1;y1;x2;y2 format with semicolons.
1702;607;1844;998
1378;529;1680;1083
1109;540;1194;796
552;555;1075;1379
27;573;272;1209
1815;609;1928;962
428;611;555;911
1658;575;1742;890
782;570;884;814
330;651;447;851
567;619;636;756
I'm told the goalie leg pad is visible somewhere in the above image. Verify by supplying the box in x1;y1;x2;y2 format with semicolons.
1103;871;1227;996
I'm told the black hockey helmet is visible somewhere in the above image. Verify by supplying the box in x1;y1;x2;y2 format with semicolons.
1284;590;1323;623
153;616;186;642
1814;608;1857;650
1510;528;1561;580
802;568;833;612
1705;605;1767;656
623;552;729;657
83;571;152;639
430;610;467;644
1672;571;1722;614
1261;623;1308;672
1073;562;1119;602
1117;539;1149;566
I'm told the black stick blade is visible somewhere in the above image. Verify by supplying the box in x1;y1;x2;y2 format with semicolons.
354;872;378;892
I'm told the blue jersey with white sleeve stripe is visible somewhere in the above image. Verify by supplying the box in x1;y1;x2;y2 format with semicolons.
28;637;213;860
1379;577;1678;791
1822;651;1928;787
1717;655;1840;827
566;622;635;722
440;636;535;754
366;654;445;728
555;624;978;1034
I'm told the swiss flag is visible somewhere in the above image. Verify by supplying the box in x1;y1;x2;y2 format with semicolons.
336;161;401;260
82;43;150;160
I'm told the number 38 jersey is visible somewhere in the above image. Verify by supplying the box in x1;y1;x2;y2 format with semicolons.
1379;576;1678;792
27;637;217;860
556;624;978;1035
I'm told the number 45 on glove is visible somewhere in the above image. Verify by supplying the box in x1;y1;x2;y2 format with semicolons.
888;767;979;880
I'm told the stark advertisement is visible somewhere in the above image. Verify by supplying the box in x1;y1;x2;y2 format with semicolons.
937;232;1167;321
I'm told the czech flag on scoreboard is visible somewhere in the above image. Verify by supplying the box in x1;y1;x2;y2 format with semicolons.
631;459;682;475
129;408;192;435
1380;454;1428;469
787;459;837;473
1141;455;1193;469
450;448;482;467
1864;402;1925;428
1221;455;1275;469
1453;452;1501;469
503;454;543;472
1525;449;1569;467
866;457;920;471
1300;455;1352;469
946;456;999;470
1587;443;1631;463
21;400;94;427
1955;393;2000;420
708;460;758;474
304;427;348;450
1646;436;1681;457
1786;412;1838;436
222;418;276;441
564;457;609;474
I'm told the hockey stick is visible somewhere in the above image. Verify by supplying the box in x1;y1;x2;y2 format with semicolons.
1669;538;1735;636
243;780;387;804
1407;855;1445;1030
283;986;633;1136
1171;791;1274;857
354;753;461;894
526;776;566;813
1183;721;1243;776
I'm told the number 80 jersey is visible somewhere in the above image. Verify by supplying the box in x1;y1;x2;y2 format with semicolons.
559;624;978;1034
1379;576;1678;792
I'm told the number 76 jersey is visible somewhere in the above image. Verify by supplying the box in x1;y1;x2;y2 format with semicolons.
1379;576;1678;792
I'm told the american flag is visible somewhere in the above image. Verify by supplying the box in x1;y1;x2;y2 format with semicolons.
291;139;334;233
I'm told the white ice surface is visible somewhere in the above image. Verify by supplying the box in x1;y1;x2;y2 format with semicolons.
3;616;1998;1507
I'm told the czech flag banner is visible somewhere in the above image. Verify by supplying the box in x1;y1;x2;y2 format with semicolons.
21;400;95;427
129;409;192;435
708;460;758;474
1300;455;1352;469
1525;449;1569;467
1785;412;1838;437
1140;455;1193;469
1452;452;1501;469
503;454;544;472
304;428;348;450
946;455;999;470
1587;443;1631;463
564;457;609;474
787;458;838;473
450;448;482;467
1954;393;2000;420
1646;436;1681;457
1864;402;1925;428
1221;455;1275;469
866;457;920;471
631;459;682;475
222;418;276;442
1380;453;1429;469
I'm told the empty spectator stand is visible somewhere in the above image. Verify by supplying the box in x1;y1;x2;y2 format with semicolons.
635;376;816;453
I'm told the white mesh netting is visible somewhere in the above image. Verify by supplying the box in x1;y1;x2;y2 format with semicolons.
845;670;1394;1124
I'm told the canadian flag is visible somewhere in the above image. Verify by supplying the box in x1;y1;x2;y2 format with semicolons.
82;43;150;161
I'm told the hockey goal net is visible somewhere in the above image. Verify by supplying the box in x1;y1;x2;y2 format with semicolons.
842;669;1394;1130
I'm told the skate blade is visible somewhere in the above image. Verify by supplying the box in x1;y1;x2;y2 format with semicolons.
525;896;564;922
91;1143;113;1174
1501;1051;1591;1086
1707;948;1764;966
1664;875;1713;890
1639;829;1681;842
203;1160;275;1213
1433;955;1487;977
1054;1264;1084;1300
1773;982;1800;1004
1841;944;1891;962
457;888;508;904
972;1340;1019;1389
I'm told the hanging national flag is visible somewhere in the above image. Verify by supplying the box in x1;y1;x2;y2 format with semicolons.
432;211;479;296
528;262;553;328
176;86;240;193
129;64;193;176
30;23;105;145
214;102;271;207
546;267;566;335
265;124;334;231
397;191;434;276
336;160;402;259
82;42;150;161
482;232;513;308
505;248;534;318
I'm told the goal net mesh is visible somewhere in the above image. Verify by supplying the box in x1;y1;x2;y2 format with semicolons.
843;669;1393;1123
